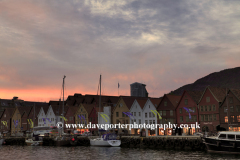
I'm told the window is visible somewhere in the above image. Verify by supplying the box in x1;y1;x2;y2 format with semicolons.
153;120;155;124
186;116;189;122
231;116;235;122
185;99;188;105
116;112;119;117
159;111;162;115
145;120;148;124
179;108;182;114
208;106;211;111
205;106;207;111
134;112;136;116
228;135;235;140
237;116;240;122
218;134;226;139
163;111;166;116
139;120;141;124
149;112;152;117
170;110;173;116
225;116;228;123
4;114;6;117
139;112;141;116
230;106;234;112
224;107;227;112
122;112;125;117
209;115;212;121
145;113;147;118
206;97;210;102
149;105;150;108
236;135;240;140
237;106;240;112
213;114;216;121
164;102;167;106
133;119;136;123
50;112;51;115
149;120;152;124
192;107;196;113
126;120;128;124
201;106;203;112
205;115;208;121
213;105;216;111
131;120;133;124
153;112;155;117
201;115;204;121
229;97;233;103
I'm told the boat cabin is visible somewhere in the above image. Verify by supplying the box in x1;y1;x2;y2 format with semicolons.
217;131;240;140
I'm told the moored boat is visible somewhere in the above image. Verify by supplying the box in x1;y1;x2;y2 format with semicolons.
90;133;121;147
203;131;240;154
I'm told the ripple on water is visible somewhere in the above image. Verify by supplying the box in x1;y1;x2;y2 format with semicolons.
1;146;240;160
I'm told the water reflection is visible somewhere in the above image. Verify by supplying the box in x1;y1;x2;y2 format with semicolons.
1;146;240;160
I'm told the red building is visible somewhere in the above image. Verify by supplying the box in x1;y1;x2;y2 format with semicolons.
219;89;240;131
0;108;15;135
198;86;226;133
176;90;203;135
88;106;102;135
64;106;79;133
157;94;181;135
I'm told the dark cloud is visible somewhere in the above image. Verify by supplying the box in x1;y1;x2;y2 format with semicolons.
0;0;240;100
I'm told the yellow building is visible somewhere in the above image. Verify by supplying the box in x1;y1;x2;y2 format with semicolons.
11;107;22;135
75;103;94;133
112;97;138;134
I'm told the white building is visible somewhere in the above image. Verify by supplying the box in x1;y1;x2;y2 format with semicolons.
37;106;49;127
98;106;111;130
129;99;147;135
142;98;161;137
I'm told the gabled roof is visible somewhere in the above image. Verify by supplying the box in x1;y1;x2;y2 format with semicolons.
81;104;95;115
166;94;181;108
229;88;240;101
3;108;15;118
149;98;162;108
66;106;79;115
187;90;204;104
136;99;148;109
122;96;148;109
50;104;69;116
198;86;226;103
0;99;12;107
28;105;42;117
17;106;32;117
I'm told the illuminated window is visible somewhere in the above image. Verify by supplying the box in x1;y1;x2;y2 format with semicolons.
231;116;235;122
237;116;240;122
225;116;228;123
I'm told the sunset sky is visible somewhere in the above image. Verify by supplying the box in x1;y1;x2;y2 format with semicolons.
0;0;240;102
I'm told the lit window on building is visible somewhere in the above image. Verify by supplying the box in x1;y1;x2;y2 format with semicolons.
225;116;228;123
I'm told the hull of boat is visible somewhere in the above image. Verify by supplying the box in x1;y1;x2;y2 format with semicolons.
25;140;43;146
0;139;4;145
204;137;240;154
90;139;121;147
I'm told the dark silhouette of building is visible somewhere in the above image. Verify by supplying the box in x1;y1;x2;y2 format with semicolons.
130;82;148;97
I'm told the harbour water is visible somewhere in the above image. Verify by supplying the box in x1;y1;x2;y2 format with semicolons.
1;146;240;160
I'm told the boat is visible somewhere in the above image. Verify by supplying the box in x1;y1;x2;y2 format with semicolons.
203;131;240;154
25;134;43;146
90;133;121;147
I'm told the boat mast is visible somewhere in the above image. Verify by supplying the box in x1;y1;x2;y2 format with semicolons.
62;75;66;128
99;74;101;112
33;103;35;131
